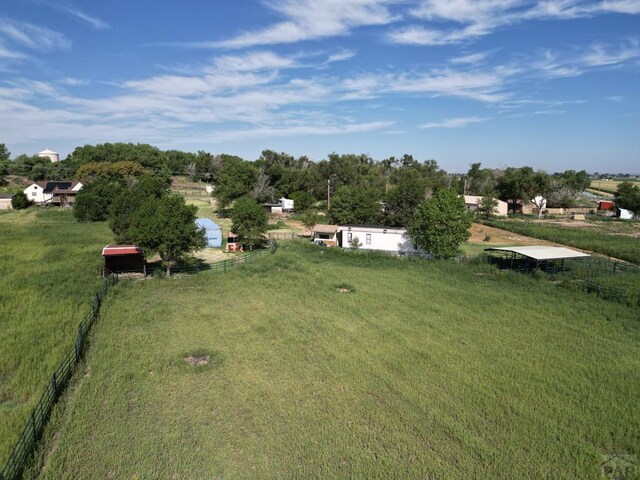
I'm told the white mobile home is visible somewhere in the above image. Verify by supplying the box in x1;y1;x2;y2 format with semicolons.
338;225;417;254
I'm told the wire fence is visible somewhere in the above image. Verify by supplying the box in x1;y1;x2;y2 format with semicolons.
0;273;118;480
0;244;279;479
110;243;278;278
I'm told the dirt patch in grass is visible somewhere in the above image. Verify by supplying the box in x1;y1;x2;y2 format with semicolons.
335;282;355;293
183;355;211;366
469;223;559;246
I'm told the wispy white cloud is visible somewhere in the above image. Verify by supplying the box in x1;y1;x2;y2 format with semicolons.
606;95;624;102
451;50;494;64
211;51;297;72
0;18;70;51
582;39;640;66
170;0;398;49
60;77;90;87
326;49;357;63
60;6;110;30
0;41;26;59
419;116;492;128
388;0;640;46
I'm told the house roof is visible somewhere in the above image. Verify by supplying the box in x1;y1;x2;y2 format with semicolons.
484;246;590;261
463;195;507;205
195;218;221;230
339;224;407;233
35;181;81;193
102;245;143;256
313;224;338;234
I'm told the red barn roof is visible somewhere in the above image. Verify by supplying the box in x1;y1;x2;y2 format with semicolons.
102;245;143;256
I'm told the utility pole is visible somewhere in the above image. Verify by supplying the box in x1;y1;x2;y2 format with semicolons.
327;178;331;210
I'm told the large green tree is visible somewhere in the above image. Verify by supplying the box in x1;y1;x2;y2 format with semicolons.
408;188;473;257
329;185;382;225
213;157;258;210
614;181;640;213
109;175;170;242
230;196;269;250
128;194;206;274
0;143;10;185
74;179;125;222
384;169;427;227
496;167;550;217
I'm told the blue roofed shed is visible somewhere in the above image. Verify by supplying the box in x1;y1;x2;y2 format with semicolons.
195;218;222;248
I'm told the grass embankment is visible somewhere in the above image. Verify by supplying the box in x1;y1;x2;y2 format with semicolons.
0;209;112;462
483;218;640;264
34;242;640;479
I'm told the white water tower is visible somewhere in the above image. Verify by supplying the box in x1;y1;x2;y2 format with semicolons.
37;148;59;163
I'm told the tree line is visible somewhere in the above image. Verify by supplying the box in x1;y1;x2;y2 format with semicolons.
2;141;638;256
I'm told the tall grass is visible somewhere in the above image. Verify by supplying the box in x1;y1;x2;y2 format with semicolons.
0;208;112;462
33;242;640;479
483;218;640;264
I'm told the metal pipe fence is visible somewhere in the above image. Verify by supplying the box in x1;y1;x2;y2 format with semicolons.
0;273;118;480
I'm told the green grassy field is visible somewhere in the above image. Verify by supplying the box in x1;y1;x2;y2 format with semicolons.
30;242;640;479
590;179;640;193
483;218;640;264
0;208;112;462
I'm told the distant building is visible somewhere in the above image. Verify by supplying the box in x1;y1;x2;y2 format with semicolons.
462;195;508;216
24;181;83;206
618;208;635;220
338;225;417;254
37;148;59;163
195;218;222;248
0;193;14;210
598;200;615;211
312;224;339;246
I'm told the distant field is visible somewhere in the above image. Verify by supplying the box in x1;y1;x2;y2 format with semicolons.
0;208;112;463
590;179;640;193
32;243;640;479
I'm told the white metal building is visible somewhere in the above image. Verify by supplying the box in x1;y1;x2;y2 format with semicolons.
338;225;417;253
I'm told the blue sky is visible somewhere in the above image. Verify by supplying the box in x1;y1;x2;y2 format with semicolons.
1;0;639;172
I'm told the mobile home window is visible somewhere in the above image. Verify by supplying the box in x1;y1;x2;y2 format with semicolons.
347;233;352;242
366;234;371;245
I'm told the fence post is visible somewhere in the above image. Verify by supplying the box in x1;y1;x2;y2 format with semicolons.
30;410;37;443
75;323;83;362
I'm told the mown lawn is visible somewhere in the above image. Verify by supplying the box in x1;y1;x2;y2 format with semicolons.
33;242;640;479
0;208;113;462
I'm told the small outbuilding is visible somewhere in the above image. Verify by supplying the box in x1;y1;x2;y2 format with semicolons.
0;193;14;210
485;245;590;272
263;203;283;214
195;218;222;247
598;200;615;211
312;224;339;246
617;208;635;220
102;245;146;276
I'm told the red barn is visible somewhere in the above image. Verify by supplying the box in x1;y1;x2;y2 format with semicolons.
102;245;146;276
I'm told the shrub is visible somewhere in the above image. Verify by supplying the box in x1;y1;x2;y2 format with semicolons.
11;191;33;210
